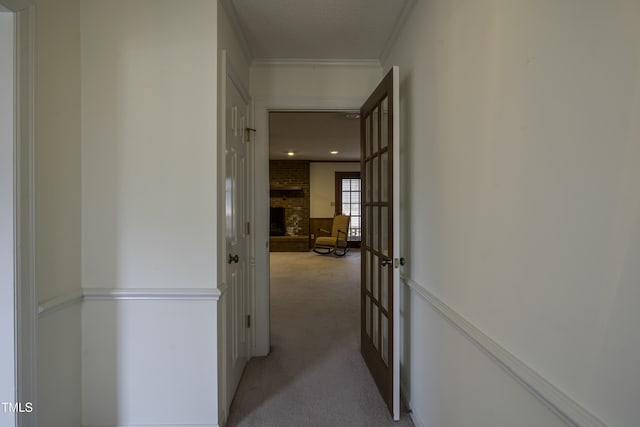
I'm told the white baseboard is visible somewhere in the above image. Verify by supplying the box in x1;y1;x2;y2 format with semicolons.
83;425;219;427
401;275;608;427
401;380;426;427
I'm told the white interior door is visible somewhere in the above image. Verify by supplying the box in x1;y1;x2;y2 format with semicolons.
360;66;401;420
225;63;250;402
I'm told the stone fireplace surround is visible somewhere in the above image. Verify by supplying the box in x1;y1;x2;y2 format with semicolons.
269;160;310;251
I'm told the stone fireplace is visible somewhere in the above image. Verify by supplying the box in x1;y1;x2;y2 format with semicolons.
269;160;310;251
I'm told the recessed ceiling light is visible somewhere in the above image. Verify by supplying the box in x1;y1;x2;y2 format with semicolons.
330;151;339;155
287;151;295;156
345;113;360;119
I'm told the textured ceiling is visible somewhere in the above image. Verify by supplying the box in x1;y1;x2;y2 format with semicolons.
269;112;360;161
229;0;414;61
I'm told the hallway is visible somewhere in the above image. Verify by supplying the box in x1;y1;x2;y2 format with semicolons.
226;251;414;427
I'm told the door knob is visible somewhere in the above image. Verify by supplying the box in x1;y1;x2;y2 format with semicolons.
381;258;393;267
228;254;239;264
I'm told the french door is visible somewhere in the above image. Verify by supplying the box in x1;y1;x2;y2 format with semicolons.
360;66;401;420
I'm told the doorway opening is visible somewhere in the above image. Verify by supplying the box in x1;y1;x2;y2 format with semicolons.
226;109;377;424
230;68;404;425
265;109;363;321
266;110;363;348
267;111;361;253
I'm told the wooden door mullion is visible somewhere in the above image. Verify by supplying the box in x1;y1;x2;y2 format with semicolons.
360;67;398;418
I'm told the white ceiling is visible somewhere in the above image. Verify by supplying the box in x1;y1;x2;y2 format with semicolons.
225;0;415;62
269;112;360;161
227;1;415;161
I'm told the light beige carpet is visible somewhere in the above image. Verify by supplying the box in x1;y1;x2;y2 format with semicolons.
226;250;415;427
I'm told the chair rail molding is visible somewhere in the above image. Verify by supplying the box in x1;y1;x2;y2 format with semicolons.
252;58;382;68
401;275;608;427
37;289;83;317
83;287;224;301
37;287;227;317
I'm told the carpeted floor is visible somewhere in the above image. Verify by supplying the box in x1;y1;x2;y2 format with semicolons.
226;250;415;427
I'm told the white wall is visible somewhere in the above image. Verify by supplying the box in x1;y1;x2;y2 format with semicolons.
309;162;359;218
35;0;82;302
81;1;220;425
82;300;218;426
38;305;82;427
34;0;83;425
401;288;567;427
251;64;382;101
385;1;640;426
0;11;16;427
251;63;382;355
217;2;249;95
81;0;218;291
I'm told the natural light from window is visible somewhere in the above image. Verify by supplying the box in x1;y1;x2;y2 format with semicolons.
341;178;361;241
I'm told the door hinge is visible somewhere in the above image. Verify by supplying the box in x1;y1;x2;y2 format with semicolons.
245;127;256;142
246;222;251;235
246;315;251;328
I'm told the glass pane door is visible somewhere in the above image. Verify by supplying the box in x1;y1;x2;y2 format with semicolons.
360;66;400;420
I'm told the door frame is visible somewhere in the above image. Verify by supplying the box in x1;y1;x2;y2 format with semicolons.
253;96;365;356
0;2;37;426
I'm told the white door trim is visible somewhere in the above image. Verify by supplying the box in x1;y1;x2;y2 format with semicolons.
0;11;17;426
252;95;365;356
0;2;37;426
16;7;36;425
391;65;401;419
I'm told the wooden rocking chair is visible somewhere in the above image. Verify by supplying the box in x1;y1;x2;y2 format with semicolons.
313;214;350;256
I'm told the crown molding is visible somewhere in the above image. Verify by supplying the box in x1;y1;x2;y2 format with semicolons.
223;0;413;68
0;0;34;12
251;58;381;68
